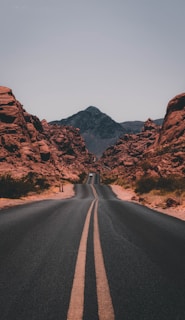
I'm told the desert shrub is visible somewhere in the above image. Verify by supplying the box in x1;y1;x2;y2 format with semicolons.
156;176;185;192
24;172;50;191
0;174;33;198
135;175;185;194
0;173;50;198
135;177;157;193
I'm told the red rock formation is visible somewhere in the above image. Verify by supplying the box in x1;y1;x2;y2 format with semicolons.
1;87;184;186
0;87;93;183
100;118;160;181
150;93;185;177
100;93;185;183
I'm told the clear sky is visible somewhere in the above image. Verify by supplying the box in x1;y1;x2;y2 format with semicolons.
1;0;185;123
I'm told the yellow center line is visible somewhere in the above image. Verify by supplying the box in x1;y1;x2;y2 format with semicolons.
94;200;115;320
91;184;98;199
67;185;115;319
67;200;95;320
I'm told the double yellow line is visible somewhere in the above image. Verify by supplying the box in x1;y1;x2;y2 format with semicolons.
67;185;115;320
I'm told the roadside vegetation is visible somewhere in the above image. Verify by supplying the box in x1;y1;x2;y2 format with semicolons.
0;173;50;199
134;175;185;208
102;171;185;209
135;176;185;194
101;173;118;185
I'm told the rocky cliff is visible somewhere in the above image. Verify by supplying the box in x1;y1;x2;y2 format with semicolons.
0;87;93;183
100;93;185;183
149;93;185;177
100;118;160;181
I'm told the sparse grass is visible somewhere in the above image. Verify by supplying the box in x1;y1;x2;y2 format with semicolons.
0;173;50;198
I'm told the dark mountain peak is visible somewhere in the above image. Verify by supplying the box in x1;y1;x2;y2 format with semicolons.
50;106;125;156
50;106;163;157
85;106;101;114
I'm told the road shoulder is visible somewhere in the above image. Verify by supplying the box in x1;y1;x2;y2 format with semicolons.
0;184;75;210
111;184;185;221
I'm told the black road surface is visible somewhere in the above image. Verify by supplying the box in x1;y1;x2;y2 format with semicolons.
0;175;185;319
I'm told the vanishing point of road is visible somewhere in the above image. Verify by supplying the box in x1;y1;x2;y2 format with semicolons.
0;174;185;319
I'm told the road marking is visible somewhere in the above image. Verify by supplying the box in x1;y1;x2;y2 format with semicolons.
67;184;115;319
94;200;115;320
91;184;98;198
67;200;95;320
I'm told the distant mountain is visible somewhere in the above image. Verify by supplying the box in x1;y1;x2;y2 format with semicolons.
50;107;163;157
120;119;163;133
50;106;126;157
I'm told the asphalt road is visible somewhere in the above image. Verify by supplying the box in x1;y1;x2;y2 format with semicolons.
0;177;185;319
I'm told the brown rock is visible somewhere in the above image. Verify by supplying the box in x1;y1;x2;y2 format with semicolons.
100;118;160;182
0;86;94;183
166;198;180;208
100;93;185;183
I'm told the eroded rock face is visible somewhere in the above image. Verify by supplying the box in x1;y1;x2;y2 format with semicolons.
100;118;160;181
158;93;185;146
151;93;185;177
100;94;185;182
0;87;93;183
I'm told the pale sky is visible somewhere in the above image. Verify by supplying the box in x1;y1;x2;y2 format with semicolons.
1;0;185;123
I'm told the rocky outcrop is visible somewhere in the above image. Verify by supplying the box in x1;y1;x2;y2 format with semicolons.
149;93;185;177
0;87;94;183
100;93;185;183
100;118;160;181
158;93;185;147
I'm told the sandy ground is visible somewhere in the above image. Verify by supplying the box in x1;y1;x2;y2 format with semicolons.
111;185;185;221
0;183;184;221
0;184;75;210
